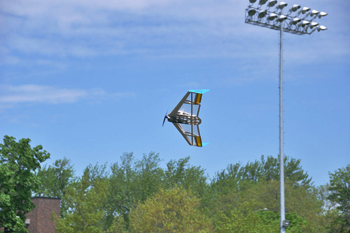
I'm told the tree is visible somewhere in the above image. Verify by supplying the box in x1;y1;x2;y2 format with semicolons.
54;167;108;233
129;186;213;232
105;153;209;231
133;152;164;203
36;157;75;197
0;135;50;232
214;201;279;233
163;156;208;197
211;180;328;232
108;216;127;233
328;164;350;232
35;157;75;217
211;155;312;195
105;152;163;229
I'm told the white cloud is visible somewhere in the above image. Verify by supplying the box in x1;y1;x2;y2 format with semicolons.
0;85;135;105
0;0;247;58
0;0;349;64
0;85;88;104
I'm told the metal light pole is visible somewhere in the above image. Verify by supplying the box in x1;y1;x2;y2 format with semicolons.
244;1;327;232
278;10;285;231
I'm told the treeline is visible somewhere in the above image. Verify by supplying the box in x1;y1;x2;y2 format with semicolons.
36;153;349;232
1;136;349;232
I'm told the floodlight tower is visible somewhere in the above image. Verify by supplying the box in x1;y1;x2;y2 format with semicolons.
245;1;327;233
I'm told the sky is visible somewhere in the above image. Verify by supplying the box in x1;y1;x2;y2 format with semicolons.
1;0;349;187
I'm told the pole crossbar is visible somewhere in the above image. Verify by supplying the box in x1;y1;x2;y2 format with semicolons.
245;7;314;35
245;19;305;35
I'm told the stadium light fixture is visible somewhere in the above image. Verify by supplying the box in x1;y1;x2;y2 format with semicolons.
276;2;288;10
248;8;257;16
301;20;310;27
267;13;278;20
249;0;257;6
310;22;319;29
290;17;301;25
277;15;288;22
301;7;310;14
258;9;268;18
244;1;328;233
267;0;278;7
310;10;319;17
259;0;268;6
317;25;327;31
289;4;301;12
318;12;328;18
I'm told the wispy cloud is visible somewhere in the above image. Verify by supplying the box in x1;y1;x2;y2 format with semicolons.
0;85;88;104
0;0;348;64
0;0;272;60
0;85;135;105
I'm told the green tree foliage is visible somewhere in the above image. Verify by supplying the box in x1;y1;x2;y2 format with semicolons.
29;151;338;232
129;186;213;232
105;152;164;229
215;201;278;233
316;183;337;210
35;157;75;217
104;153;208;230
327;164;350;232
36;157;74;197
212;180;328;232
133;152;164;203
85;162;109;184
108;216;127;233
214;203;308;232
54;167;108;233
163;156;208;197
211;155;312;195
0;135;50;232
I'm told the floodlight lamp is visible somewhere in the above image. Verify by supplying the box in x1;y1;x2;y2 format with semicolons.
276;2;288;9
259;0;268;5
310;10;319;17
277;15;287;22
317;25;327;31
248;8;257;16
282;220;290;228
301;20;310;27
267;0;277;7
290;17;301;25
267;13;278;20
318;12;328;18
301;7;310;14
258;9;268;18
289;4;301;12
310;22;319;29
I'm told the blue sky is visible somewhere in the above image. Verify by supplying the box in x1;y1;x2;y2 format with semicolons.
1;0;349;186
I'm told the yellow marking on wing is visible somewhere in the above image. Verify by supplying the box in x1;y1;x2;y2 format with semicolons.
195;94;202;104
195;136;202;147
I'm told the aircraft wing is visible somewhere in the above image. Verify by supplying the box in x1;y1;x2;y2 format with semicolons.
172;123;208;147
168;89;209;117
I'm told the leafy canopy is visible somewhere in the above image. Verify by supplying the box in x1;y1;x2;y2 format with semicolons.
129;186;213;233
328;164;350;232
0;135;50;232
35;157;75;218
54;167;109;233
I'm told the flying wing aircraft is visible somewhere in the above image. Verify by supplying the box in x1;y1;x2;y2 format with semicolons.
163;89;209;147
